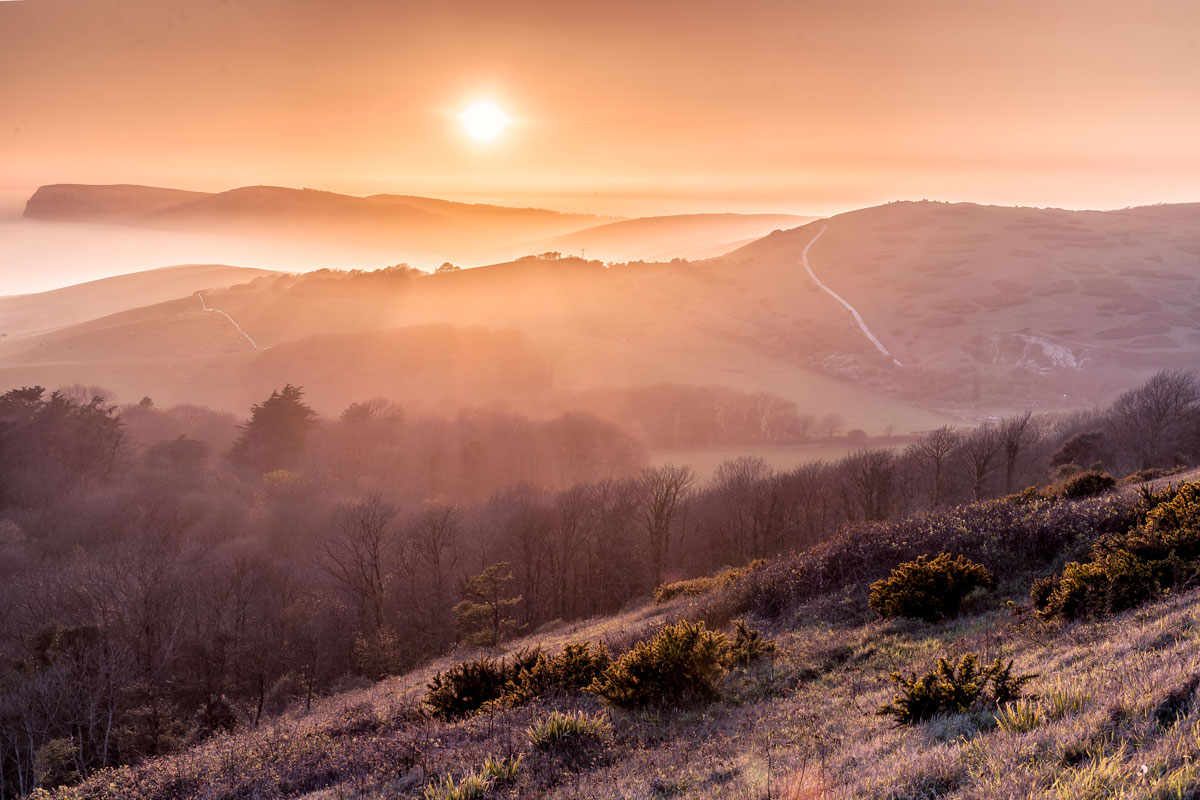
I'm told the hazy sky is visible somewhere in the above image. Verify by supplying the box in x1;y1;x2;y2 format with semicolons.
2;0;1198;215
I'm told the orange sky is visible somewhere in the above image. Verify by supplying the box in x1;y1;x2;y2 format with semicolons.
2;0;1198;216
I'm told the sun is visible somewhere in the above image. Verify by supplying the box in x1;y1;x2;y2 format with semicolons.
459;100;510;143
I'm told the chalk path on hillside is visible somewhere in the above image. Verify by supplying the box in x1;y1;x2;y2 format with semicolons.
801;224;903;367
197;293;262;350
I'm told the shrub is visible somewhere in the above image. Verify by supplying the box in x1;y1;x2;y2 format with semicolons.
1123;482;1200;563
654;561;765;603
723;619;775;667
1053;469;1116;500
589;620;728;709
868;553;994;621
1121;467;1179;485
1035;482;1200;621
526;710;611;762
878;654;1035;725
1034;552;1157;621
425;657;510;719
500;642;611;707
34;738;79;790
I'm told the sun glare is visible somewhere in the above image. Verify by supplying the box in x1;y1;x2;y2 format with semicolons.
459;100;510;143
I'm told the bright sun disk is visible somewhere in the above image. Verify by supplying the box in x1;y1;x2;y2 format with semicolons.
459;100;510;143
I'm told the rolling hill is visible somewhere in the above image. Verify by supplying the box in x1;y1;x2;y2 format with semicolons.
18;184;816;272
0;254;955;434
533;212;817;262
0;264;278;338
23;184;611;253
8;197;1200;428
716;200;1200;410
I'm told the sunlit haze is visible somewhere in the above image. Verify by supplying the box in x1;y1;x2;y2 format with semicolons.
2;0;1198;216
8;4;1200;797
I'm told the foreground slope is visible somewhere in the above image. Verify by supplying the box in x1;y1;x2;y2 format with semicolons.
43;476;1200;800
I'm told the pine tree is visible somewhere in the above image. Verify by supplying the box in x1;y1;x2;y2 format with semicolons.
452;562;522;647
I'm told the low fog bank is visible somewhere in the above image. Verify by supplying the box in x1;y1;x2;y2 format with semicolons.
0;219;448;295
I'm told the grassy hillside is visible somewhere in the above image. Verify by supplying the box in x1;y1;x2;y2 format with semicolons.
534;213;815;263
9;199;1200;425
0;259;953;432
727;201;1200;410
41;474;1200;800
0;264;279;339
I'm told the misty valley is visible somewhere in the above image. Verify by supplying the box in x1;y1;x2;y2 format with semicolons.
4;2;1200;796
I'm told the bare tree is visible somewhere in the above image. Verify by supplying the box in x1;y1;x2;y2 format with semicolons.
998;410;1035;493
907;425;961;506
405;504;460;642
320;494;397;632
817;413;845;439
1110;369;1200;469
634;464;695;586
960;421;1000;500
841;447;896;521
709;456;780;561
549;485;589;619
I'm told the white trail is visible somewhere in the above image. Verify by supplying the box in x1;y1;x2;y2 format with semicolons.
801;224;903;367
197;293;262;350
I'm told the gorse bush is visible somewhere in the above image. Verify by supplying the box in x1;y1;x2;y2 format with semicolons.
654;561;765;603
426;643;609;717
723;619;775;667
878;654;1035;725
500;642;611;707
1034;552;1157;621
1053;469;1116;500
425;657;510;719
1035;482;1200;621
868;553;994;621
589;620;729;709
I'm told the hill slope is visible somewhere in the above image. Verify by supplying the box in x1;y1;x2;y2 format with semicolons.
721;201;1200;409
23;183;611;253
42;478;1200;800
0;256;954;432
535;212;816;262
0;264;278;338
9;198;1200;422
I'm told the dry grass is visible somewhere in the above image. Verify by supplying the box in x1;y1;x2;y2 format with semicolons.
40;583;1200;800
41;480;1200;799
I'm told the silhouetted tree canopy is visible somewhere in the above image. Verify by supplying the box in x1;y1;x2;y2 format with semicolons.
229;384;317;472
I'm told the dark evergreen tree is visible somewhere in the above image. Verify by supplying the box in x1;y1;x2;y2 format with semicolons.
229;384;317;472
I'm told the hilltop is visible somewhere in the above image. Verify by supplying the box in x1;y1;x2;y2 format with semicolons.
533;212;816;262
